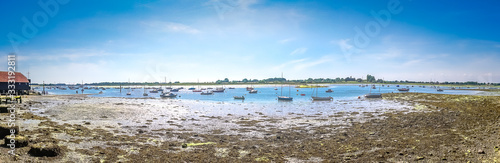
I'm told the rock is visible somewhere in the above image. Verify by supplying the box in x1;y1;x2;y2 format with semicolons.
181;143;188;148
0;106;8;113
478;149;485;154
0;124;18;139
84;122;91;125
4;135;29;148
28;142;62;157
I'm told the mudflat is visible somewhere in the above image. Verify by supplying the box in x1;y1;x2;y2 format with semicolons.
0;93;499;162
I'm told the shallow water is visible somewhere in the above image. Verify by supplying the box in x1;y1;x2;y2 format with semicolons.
34;85;482;103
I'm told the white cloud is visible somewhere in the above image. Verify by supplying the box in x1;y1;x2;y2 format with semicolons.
278;38;295;44
336;39;353;51
17;49;111;61
272;58;308;70
290;47;307;55
142;21;200;34
293;55;332;70
402;59;424;67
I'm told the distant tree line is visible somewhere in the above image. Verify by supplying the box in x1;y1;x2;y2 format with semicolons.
32;74;500;86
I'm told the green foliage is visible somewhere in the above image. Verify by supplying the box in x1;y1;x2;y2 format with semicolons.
366;74;376;83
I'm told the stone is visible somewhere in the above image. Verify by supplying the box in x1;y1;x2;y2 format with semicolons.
28;142;62;157
4;135;29;148
0;124;18;139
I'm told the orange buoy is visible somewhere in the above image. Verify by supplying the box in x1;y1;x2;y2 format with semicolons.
358;96;361;99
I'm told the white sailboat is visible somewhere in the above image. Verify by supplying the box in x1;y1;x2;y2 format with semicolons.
126;78;132;95
311;86;333;101
278;73;293;101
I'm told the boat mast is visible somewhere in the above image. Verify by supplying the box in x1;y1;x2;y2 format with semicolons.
280;72;283;96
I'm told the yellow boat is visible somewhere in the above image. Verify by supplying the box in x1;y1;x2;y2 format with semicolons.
295;85;328;88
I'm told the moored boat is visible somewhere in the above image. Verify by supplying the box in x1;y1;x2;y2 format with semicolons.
160;92;177;98
312;96;333;101
201;91;213;95
233;96;245;100
213;87;225;93
364;93;382;98
278;96;293;101
325;89;333;93
398;88;410;92
249;90;258;94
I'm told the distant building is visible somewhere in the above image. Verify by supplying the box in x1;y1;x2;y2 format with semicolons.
0;71;30;95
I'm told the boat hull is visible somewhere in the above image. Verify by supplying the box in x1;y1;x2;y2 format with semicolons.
364;93;382;98
312;96;333;101
277;96;293;101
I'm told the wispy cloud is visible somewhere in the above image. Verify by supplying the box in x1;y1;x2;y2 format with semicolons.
273;55;333;71
17;49;111;61
272;58;308;70
293;55;332;70
278;38;295;44
336;39;353;51
402;59;424;67
142;21;200;34
290;47;307;55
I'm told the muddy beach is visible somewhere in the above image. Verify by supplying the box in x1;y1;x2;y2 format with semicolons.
0;93;499;162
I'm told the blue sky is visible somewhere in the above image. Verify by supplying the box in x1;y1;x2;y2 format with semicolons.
1;0;500;84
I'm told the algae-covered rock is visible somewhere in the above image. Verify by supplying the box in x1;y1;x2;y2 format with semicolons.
0;105;8;113
28;142;62;157
0;124;18;139
182;142;216;148
4;135;28;148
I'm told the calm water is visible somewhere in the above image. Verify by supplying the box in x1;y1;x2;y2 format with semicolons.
34;85;482;103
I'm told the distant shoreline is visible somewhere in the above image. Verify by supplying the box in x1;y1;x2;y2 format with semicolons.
30;82;500;88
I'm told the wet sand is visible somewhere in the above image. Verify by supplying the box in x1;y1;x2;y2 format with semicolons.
0;93;499;162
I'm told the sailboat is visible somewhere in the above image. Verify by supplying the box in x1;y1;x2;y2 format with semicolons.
277;73;293;101
201;90;213;95
246;84;254;91
213;87;225;93
193;79;202;92
126;79;132;95
365;84;382;98
233;96;245;100
143;85;148;96
160;92;177;98
312;86;333;101
398;88;409;92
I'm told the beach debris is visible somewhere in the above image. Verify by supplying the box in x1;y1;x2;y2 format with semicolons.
28;142;62;157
